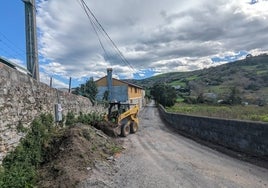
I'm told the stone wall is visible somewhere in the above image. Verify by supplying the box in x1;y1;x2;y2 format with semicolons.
159;105;268;157
0;63;104;162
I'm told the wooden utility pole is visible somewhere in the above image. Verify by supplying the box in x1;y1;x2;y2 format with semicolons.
69;77;72;93
22;0;39;81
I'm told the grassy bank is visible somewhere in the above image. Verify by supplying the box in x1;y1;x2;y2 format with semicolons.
167;103;268;122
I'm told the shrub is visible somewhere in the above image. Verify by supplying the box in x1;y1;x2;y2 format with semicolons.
244;84;260;91
0;114;54;188
150;83;177;107
16;120;28;133
65;111;76;126
77;111;104;126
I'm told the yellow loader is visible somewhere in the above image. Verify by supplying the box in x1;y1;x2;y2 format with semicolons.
105;102;139;137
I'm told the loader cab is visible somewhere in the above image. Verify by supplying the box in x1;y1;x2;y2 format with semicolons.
107;102;130;122
106;101;139;137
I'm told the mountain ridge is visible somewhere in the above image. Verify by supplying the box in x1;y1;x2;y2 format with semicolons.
126;54;268;105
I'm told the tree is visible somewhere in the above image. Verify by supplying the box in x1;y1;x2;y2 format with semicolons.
102;90;109;101
72;77;98;105
228;87;241;105
150;83;177;107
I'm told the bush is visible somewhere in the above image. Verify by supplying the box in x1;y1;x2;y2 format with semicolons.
77;111;104;126
228;87;242;105
244;84;260;91
65;111;76;126
248;114;268;122
0;114;54;188
150;83;177;107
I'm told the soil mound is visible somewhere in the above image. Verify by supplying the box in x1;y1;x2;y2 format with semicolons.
37;123;122;188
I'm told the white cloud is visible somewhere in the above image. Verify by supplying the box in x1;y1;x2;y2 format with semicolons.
36;0;268;86
40;72;69;88
8;58;25;67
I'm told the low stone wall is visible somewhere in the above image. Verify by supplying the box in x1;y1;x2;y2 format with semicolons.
0;63;104;162
159;105;268;157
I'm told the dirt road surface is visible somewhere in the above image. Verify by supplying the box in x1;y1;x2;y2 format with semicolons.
109;102;268;188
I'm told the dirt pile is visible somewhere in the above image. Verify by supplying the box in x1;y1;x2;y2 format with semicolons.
93;121;121;137
37;123;122;188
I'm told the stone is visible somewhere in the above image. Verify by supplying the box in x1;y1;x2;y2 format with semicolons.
0;145;6;152
0;63;102;164
107;156;114;161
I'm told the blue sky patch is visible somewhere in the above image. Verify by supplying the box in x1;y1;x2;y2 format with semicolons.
211;51;248;63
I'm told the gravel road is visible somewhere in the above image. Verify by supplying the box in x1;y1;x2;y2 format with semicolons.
110;101;268;188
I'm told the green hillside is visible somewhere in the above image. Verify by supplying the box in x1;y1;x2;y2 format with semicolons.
128;54;268;105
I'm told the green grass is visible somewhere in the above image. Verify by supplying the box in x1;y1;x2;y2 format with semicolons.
186;75;198;81
176;97;185;103
169;81;186;87
167;103;268;122
257;70;268;75
207;85;230;94
241;65;258;71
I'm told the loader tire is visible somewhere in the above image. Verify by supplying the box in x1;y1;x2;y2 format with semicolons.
121;123;130;137
130;122;138;133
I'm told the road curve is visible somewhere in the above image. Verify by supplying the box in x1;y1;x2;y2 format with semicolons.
111;101;268;188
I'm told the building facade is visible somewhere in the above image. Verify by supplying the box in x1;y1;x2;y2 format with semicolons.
95;69;145;108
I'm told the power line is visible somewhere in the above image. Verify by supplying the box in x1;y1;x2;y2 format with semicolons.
77;0;120;77
0;33;26;60
0;32;26;55
78;0;111;60
0;46;14;58
78;0;136;72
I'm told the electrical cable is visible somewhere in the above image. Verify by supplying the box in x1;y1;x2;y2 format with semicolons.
81;0;134;70
77;0;121;77
79;0;136;72
78;0;111;61
0;34;26;60
0;32;26;55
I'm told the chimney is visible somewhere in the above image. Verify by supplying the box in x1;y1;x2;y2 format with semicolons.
107;68;113;101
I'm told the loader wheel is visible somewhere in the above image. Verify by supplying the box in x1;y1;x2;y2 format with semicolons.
121;123;130;137
130;122;138;133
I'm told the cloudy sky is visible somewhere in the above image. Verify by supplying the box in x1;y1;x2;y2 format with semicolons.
1;0;268;88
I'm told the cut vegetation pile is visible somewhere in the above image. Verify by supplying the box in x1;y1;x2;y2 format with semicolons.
38;123;122;188
0;113;123;188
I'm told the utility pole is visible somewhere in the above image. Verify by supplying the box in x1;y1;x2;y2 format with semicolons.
68;77;72;93
22;0;39;81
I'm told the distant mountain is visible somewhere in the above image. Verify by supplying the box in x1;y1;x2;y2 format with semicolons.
126;54;268;105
